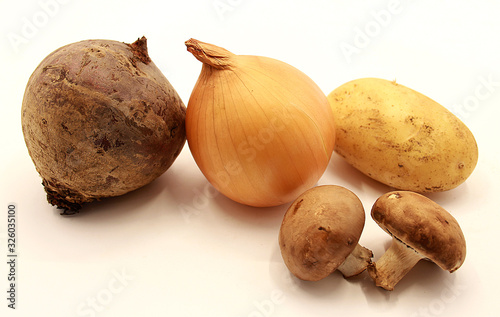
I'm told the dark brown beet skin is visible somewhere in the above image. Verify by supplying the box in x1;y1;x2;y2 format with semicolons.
21;37;186;214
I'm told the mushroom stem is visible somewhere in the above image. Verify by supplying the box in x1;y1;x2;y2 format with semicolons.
337;244;373;278
367;238;424;290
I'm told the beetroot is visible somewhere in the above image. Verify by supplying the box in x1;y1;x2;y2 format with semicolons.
21;37;186;214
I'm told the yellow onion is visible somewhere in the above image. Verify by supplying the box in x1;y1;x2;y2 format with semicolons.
185;39;335;207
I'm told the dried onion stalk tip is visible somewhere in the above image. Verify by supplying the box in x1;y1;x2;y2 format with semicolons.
368;191;467;290
21;37;186;214
279;185;373;281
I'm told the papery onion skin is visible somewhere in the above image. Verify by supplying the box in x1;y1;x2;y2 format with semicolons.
185;39;335;207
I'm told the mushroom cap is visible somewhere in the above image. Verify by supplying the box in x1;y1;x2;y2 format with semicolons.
371;191;466;272
278;185;365;281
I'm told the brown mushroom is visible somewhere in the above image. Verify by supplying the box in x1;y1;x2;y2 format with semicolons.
278;185;373;281
368;191;467;291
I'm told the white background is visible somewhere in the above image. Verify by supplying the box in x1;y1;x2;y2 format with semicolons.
1;0;500;316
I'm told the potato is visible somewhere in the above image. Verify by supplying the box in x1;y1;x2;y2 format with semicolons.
327;78;478;192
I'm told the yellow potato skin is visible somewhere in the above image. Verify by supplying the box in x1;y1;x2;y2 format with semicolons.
327;78;478;192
